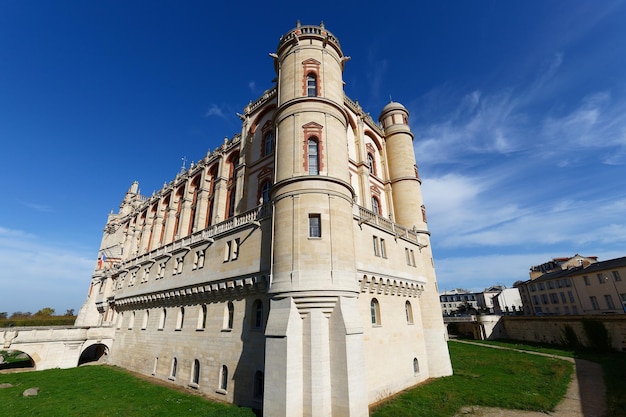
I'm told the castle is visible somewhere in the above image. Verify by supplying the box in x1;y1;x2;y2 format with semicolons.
75;22;453;416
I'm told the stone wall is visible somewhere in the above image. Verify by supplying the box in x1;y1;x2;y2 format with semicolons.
501;315;626;352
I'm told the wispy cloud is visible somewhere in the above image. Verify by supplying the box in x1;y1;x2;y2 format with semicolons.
0;227;93;314
204;104;228;119
18;200;54;212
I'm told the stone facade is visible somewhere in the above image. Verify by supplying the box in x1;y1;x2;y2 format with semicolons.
75;22;452;416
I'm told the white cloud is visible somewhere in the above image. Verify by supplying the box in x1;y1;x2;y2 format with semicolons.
0;227;93;315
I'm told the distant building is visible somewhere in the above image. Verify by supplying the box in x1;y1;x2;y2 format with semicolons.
517;256;626;316
439;289;479;316
441;286;522;316
529;254;597;280
492;287;522;315
74;22;452;417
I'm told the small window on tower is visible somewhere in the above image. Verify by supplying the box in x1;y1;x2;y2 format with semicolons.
308;138;319;175
307;73;317;97
309;214;321;238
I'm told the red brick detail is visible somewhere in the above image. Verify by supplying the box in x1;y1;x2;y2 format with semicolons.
302;58;321;97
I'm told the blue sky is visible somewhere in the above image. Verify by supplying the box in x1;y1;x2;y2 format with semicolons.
1;1;625;314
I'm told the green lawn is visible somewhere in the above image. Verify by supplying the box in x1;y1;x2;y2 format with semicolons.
465;338;626;417
372;341;573;417
0;365;255;417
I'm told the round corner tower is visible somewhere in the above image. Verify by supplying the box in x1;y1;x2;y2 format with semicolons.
264;22;368;417
379;102;427;231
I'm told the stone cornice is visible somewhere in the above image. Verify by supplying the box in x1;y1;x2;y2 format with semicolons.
113;275;269;311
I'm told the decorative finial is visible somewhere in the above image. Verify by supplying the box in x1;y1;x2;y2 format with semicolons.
320;21;325;28
181;156;187;173
389;95;393;103
296;20;301;28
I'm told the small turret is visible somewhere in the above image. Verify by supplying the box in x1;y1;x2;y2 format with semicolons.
379;101;427;230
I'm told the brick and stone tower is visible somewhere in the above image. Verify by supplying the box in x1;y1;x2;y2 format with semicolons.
264;22;368;417
380;102;453;379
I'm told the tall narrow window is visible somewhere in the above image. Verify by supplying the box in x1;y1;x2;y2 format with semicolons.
192;359;200;385
220;365;228;391
263;132;274;156
413;357;420;375
260;181;271;205
373;236;380;257
170;357;178;379
158;308;166;330
370;298;381;326
175;307;184;330
380;238;386;258
142;310;149;330
252;299;264;329
223;302;234;330
308;138;319;175
371;196;380;215
405;301;414;324
309;214;321;238
197;305;207;330
306;73;317;97
367;153;376;175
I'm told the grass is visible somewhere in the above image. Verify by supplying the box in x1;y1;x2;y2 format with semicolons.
0;365;255;417
466;338;626;417
372;341;573;417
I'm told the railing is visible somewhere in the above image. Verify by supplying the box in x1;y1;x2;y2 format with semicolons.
278;25;341;50
246;86;277;114
119;204;271;269
356;206;427;244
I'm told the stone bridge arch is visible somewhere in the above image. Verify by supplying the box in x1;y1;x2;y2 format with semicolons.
78;340;111;365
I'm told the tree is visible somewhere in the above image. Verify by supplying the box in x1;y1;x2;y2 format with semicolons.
35;307;55;316
65;309;75;316
0;312;7;320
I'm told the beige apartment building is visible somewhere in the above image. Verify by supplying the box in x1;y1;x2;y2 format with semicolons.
518;256;626;316
74;22;452;416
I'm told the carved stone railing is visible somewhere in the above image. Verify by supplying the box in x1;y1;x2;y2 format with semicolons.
119;204;271;270
355;206;428;243
246;86;277;114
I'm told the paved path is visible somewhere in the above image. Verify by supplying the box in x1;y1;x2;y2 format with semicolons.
452;340;606;417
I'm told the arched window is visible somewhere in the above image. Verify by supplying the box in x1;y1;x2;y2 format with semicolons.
367;153;376;175
170;357;178;379
152;357;158;375
220;365;228;390
260;181;271;205
306;73;317;97
158;308;166;330
197;305;207;330
371;196;381;215
128;311;135;329
223;301;234;330
252;299;263;329
308;138;319;175
405;301;414;324
413;357;420;375
370;298;381;326
253;370;264;399
176;307;184;330
192;359;200;385
142;310;149;330
263;132;274;156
